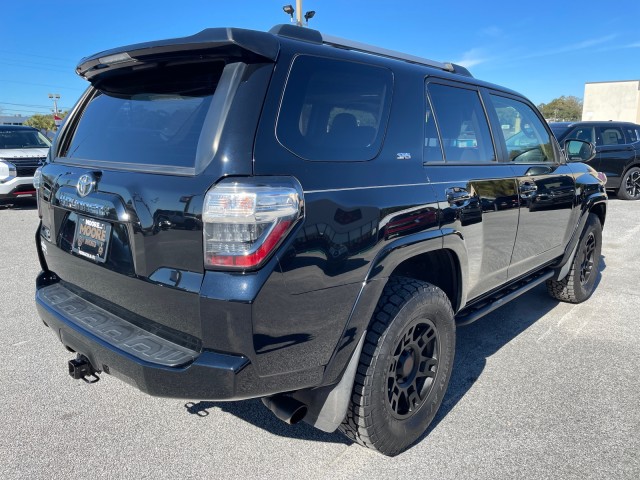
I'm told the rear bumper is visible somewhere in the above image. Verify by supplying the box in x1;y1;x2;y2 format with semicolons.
36;278;262;400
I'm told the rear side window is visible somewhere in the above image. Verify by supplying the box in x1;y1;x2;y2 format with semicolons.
277;55;393;161
61;61;226;168
625;127;639;143
426;83;495;162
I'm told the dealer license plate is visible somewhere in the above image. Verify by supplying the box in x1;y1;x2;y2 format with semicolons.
72;216;111;263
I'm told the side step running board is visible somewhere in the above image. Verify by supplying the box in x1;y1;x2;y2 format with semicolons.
456;269;554;327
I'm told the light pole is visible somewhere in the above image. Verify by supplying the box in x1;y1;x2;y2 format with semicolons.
48;93;61;130
282;1;315;26
295;0;303;26
48;93;60;115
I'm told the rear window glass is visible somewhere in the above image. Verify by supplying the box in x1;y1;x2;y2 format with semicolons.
61;61;225;168
626;127;640;143
0;129;51;149
427;83;495;162
276;55;393;161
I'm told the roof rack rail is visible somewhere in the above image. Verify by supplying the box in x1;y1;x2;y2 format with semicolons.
322;34;471;76
269;24;472;77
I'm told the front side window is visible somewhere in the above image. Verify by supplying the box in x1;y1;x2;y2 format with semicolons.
565;126;596;144
490;95;555;163
427;83;495;162
277;55;393;161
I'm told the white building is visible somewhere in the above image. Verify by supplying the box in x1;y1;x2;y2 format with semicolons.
582;80;640;123
0;115;29;126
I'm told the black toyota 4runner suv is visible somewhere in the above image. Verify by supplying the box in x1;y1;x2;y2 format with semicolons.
34;25;607;456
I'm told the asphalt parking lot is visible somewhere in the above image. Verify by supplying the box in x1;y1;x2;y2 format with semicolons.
1;198;638;479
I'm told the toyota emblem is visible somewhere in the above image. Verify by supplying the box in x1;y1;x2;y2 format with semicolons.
77;173;96;197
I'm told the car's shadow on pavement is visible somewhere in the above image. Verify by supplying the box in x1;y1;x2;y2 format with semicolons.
184;261;606;450
0;199;37;210
423;258;606;441
183;398;351;446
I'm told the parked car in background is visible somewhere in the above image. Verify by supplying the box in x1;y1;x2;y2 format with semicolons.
550;121;640;200
0;125;51;204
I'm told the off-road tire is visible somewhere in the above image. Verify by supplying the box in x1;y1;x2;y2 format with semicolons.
547;213;602;303
338;276;455;456
617;166;640;200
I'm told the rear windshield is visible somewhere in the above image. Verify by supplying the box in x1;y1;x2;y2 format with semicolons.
0;129;51;149
61;61;225;168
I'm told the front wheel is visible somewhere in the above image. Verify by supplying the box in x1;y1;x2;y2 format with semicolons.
339;277;455;456
618;166;640;200
547;213;602;303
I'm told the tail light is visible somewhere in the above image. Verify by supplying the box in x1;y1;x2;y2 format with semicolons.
203;177;303;270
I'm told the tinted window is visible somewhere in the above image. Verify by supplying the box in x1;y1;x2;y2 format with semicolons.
565;126;596;143
277;55;392;161
599;126;625;146
490;95;555;163
0;129;51;149
427;83;495;162
626;126;640;143
424;95;444;162
62;61;225;168
550;123;571;139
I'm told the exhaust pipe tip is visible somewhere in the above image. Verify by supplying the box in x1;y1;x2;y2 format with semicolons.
262;395;308;425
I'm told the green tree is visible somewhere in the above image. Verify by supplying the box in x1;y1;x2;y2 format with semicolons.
537;96;583;122
24;111;68;131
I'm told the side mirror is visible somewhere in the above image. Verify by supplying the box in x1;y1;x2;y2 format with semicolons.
563;139;596;163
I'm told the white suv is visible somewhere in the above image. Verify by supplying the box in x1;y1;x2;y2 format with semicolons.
0;125;51;204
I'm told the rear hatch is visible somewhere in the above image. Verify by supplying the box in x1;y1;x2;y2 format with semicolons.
37;28;278;347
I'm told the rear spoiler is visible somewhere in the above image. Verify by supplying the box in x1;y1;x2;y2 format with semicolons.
76;27;280;81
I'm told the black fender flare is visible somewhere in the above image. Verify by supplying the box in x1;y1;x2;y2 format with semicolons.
553;189;607;281
296;229;468;432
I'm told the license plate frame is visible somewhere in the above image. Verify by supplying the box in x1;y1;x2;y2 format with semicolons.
72;216;112;264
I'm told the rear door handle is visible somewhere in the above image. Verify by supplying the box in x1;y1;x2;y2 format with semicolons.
519;182;538;197
446;187;472;205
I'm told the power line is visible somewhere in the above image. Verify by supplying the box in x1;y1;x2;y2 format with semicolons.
0;101;72;109
0;60;70;74
0;107;56;115
0;78;84;92
0;55;72;69
0;49;76;64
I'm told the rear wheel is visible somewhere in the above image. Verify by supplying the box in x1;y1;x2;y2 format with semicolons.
547;213;602;303
339;277;455;456
618;166;640;200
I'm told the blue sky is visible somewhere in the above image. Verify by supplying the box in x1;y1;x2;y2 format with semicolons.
1;0;639;117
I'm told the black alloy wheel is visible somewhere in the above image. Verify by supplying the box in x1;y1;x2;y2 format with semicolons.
619;167;640;200
339;277;455;456
547;213;602;303
579;232;597;286
387;319;439;419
